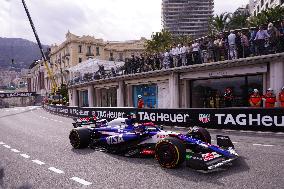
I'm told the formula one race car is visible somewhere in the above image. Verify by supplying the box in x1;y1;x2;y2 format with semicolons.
69;118;239;170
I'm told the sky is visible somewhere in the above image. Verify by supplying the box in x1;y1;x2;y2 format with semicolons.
0;0;248;45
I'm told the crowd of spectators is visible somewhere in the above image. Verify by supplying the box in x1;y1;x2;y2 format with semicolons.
70;21;284;85
123;21;284;74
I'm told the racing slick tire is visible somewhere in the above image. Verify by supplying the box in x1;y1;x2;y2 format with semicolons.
69;128;91;149
187;127;211;144
155;137;186;169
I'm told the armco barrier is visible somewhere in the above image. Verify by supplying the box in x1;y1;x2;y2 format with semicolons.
43;105;284;132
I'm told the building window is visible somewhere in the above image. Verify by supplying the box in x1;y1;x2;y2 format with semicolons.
100;88;117;107
257;5;260;12
79;58;82;63
133;84;158;109
266;3;268;9
261;0;264;7
78;45;82;53
119;53;123;61
87;46;91;54
109;52;114;61
79;90;89;107
96;47;100;56
190;75;263;108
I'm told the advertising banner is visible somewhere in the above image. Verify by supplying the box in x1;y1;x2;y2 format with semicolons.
44;105;284;132
0;92;37;98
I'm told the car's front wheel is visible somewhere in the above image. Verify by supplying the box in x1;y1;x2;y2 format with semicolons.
69;128;91;149
155;137;186;168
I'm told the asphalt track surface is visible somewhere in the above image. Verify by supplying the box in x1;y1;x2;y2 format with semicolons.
0;107;284;189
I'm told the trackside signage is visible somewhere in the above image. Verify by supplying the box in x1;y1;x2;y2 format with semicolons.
44;105;284;132
0;92;36;98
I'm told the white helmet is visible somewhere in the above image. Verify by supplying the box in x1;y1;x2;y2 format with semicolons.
282;86;284;90
267;88;273;91
138;95;142;99
253;89;259;93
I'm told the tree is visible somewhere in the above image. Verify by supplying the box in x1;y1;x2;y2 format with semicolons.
172;35;192;46
248;5;284;27
228;12;249;30
211;13;231;33
145;29;173;54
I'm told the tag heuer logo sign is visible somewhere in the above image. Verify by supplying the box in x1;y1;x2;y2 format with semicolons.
199;114;211;123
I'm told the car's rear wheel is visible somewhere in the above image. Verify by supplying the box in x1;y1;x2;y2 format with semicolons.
155;137;186;168
69;128;91;149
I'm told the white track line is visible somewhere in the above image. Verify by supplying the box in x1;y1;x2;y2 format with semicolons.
32;160;45;165
11;149;20;153
3;145;11;148
263;144;274;147
0;142;5;145
232;142;239;144
48;167;64;174
253;144;262;146
20;154;30;159
70;177;92;186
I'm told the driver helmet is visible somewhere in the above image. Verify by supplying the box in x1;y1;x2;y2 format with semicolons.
282;86;284;90
253;89;259;93
267;88;273;91
138;95;142;99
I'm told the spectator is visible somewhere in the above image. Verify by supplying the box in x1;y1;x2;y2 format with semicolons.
207;38;215;62
249;89;262;107
249;27;257;56
241;31;250;58
191;40;201;64
170;44;178;67
163;50;170;69
228;30;237;60
236;31;242;58
186;43;193;65
137;95;144;108
254;26;270;55
180;43;188;66
263;88;277;108
224;88;234;107
214;36;221;62
267;22;279;54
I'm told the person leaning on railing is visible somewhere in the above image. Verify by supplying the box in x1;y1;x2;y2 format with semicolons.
254;26;270;56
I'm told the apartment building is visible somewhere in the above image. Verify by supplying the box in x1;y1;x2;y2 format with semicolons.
161;0;214;38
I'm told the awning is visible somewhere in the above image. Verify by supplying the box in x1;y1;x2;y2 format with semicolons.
67;59;124;75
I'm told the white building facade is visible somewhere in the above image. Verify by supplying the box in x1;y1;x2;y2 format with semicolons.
249;0;284;16
68;53;284;108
